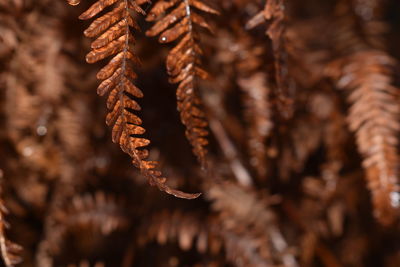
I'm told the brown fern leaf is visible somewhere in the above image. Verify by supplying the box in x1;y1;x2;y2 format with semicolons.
145;0;219;167
238;73;273;180
263;0;286;90
65;192;129;235
37;190;126;266
138;209;222;254
327;50;400;226
0;239;21;267
206;181;298;267
79;0;199;199
247;0;293;119
0;180;22;267
230;27;273;180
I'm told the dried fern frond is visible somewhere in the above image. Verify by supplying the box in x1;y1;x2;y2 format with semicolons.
327;50;400;226
0;176;22;267
79;0;199;199
263;0;287;92
138;209;222;254
206;182;298;267
0;205;22;267
221;229;275;267
0;239;21;267
36;166;80;267
37;189;127;266
146;0;219;167
238;73;272;180
247;0;293;118
227;26;273;181
65;192;129;235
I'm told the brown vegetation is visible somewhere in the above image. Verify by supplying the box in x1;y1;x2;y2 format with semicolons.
1;0;400;266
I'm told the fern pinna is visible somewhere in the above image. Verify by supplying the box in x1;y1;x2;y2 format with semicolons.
145;0;219;167
79;0;199;199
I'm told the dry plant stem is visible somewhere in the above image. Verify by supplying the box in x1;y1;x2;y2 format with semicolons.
208;118;253;187
267;226;298;267
264;0;289;103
